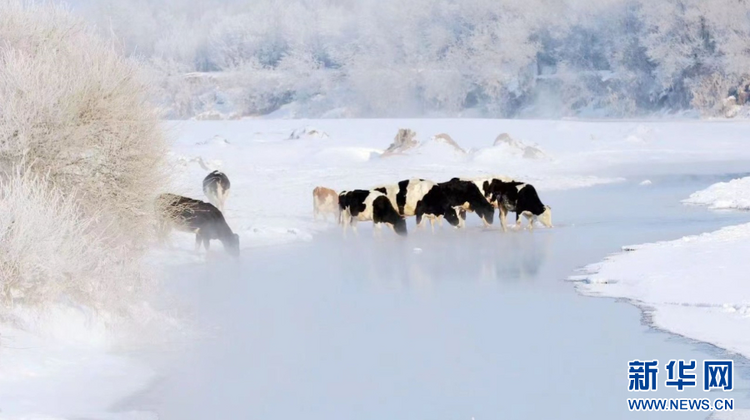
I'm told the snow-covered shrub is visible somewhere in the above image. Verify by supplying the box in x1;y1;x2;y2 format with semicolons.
0;170;151;316
0;0;168;245
147;58;215;119
0;1;167;321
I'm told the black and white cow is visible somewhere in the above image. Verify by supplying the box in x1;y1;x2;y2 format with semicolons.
373;179;460;230
338;189;407;236
203;170;231;213
156;193;240;256
373;180;410;216
486;179;553;231
409;180;462;230
468;176;514;203
437;178;495;227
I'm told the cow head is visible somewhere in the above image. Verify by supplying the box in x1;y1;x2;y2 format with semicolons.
538;205;553;228
224;233;240;257
476;201;495;225
393;217;408;236
443;207;461;227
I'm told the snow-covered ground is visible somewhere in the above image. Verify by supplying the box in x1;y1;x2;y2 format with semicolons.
684;176;750;210
0;307;157;420
5;118;750;419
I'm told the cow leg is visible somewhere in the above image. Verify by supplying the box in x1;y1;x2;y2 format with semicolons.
527;213;535;231
429;217;436;233
438;216;444;227
499;206;508;232
194;230;202;253
341;211;349;238
514;212;522;230
203;236;211;251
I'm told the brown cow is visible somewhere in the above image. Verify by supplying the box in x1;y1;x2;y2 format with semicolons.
313;186;340;222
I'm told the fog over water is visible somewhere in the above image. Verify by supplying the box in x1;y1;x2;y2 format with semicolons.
123;171;750;419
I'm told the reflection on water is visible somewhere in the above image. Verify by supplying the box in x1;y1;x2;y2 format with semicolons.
330;219;554;291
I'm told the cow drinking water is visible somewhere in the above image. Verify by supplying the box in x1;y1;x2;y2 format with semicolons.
486;179;552;231
156;193;240;256
338;189;407;236
437;178;495;227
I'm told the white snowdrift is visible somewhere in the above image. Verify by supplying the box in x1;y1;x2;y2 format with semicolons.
572;223;750;359
0;307;157;420
489;133;547;159
683;176;750;210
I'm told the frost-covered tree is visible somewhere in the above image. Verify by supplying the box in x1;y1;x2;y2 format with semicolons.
0;1;168;320
71;0;750;118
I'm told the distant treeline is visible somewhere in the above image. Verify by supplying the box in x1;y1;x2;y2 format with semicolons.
75;0;750;118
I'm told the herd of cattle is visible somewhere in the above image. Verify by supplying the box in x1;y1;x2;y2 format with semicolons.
155;170;553;257
314;177;553;236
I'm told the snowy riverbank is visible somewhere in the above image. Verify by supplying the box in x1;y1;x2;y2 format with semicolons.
574;175;750;360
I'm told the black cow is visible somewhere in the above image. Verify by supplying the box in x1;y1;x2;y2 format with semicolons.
157;193;240;256
437;178;494;227
203;170;231;213
486;179;552;231
338;189;407;236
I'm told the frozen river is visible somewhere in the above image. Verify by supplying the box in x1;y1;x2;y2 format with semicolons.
128;171;750;419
